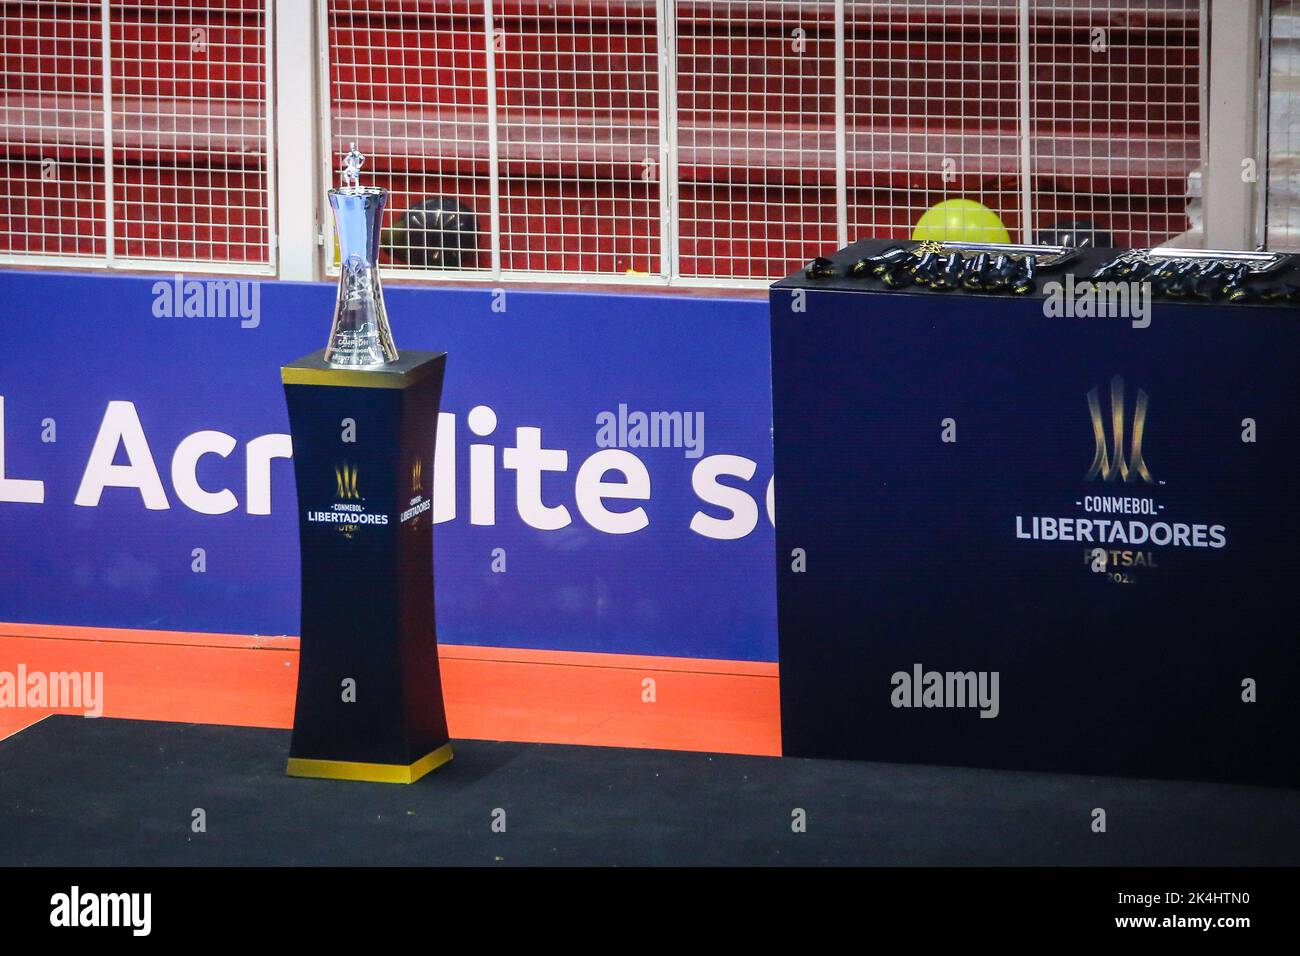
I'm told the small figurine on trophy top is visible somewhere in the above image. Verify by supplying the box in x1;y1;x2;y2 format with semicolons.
341;142;365;192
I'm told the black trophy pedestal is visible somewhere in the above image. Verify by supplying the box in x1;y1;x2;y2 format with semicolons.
281;349;451;783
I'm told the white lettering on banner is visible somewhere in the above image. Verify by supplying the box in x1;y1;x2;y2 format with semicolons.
171;430;238;515
502;424;571;530
690;454;759;540
467;405;497;526
246;433;293;515
1;396;776;539
434;410;768;539
69;400;291;516
0;396;44;504
74;401;170;509
433;411;455;524
574;449;650;534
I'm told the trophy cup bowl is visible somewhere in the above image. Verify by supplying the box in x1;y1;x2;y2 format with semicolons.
325;149;399;368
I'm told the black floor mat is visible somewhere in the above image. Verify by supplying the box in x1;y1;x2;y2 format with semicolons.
2;716;1297;866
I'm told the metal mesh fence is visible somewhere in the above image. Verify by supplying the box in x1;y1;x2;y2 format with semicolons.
325;0;492;273
325;0;1202;285
0;1;1202;280
0;0;274;272
1027;0;1200;250
846;1;1023;252
0;1;106;262
676;1;840;280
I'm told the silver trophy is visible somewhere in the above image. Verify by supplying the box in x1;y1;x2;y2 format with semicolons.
325;144;398;367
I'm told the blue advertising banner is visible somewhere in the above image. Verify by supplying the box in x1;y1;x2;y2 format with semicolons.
0;271;776;662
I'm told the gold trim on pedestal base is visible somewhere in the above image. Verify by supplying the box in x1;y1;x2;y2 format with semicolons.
285;743;453;784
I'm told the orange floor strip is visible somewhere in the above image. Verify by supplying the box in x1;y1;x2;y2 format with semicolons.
0;623;781;755
2;621;299;650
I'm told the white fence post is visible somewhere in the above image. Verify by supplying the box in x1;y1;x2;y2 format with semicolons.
483;0;503;280
100;0;115;266
275;0;322;280
1018;0;1033;244
834;0;848;249
1204;0;1265;249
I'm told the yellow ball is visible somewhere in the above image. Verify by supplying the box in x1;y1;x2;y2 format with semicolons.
912;199;1011;244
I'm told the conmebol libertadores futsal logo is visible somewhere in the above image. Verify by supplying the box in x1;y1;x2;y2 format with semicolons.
1013;376;1227;586
306;460;389;539
401;457;432;529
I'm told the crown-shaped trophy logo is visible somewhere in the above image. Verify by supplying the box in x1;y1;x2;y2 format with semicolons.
334;462;361;500
325;143;399;368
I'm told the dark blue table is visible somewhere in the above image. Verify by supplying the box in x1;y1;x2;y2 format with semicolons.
771;241;1300;786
